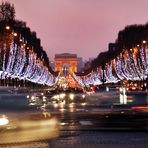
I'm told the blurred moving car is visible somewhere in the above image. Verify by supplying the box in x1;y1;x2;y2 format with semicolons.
0;113;59;144
132;105;148;113
126;83;146;92
127;86;141;91
0;90;60;144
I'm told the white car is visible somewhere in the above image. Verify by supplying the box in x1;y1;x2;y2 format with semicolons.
0;112;59;144
0;91;60;144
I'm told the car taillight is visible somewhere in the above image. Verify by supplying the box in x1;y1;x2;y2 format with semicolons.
132;106;148;110
132;87;136;90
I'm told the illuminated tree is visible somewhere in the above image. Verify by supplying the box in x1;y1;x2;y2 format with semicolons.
0;2;56;87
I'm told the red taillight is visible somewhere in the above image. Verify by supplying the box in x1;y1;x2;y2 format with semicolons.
132;106;148;110
132;87;136;90
127;96;133;99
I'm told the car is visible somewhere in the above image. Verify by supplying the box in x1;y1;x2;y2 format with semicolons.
0;112;59;144
127;86;140;91
0;91;60;144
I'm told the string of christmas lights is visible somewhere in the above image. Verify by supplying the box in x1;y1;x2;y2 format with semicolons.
0;26;56;86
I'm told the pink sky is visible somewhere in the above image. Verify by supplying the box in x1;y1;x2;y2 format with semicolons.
3;0;148;61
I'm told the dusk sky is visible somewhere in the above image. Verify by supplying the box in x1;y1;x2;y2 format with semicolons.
3;0;148;61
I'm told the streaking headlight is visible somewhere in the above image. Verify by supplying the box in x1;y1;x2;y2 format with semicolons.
69;93;74;100
0;116;9;126
82;94;85;98
52;95;59;100
60;93;66;99
43;96;46;102
31;96;35;101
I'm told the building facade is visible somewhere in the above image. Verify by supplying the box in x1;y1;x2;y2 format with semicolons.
77;57;84;73
54;53;77;75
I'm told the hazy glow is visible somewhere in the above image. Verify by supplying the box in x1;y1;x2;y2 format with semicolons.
0;116;9;126
0;114;59;144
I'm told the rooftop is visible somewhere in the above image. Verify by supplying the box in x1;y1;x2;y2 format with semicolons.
55;53;77;58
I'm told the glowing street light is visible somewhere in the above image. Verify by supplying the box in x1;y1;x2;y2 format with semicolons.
13;32;17;37
143;40;146;44
5;26;10;30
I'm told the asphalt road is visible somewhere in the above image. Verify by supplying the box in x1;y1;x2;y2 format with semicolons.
48;90;148;148
0;89;148;148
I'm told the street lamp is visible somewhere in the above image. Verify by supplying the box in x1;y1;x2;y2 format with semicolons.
143;40;146;44
137;44;140;47
13;32;17;37
5;26;10;30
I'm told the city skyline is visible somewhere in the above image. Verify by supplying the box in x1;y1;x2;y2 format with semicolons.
4;0;148;60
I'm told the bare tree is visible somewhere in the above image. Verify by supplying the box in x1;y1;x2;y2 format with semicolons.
0;1;15;20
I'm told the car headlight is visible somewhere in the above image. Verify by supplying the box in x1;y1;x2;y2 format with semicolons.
0;116;9;126
60;93;66;99
82;94;85;98
69;93;74;100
